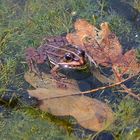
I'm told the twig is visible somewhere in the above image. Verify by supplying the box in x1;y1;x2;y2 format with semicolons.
120;84;140;100
42;74;138;100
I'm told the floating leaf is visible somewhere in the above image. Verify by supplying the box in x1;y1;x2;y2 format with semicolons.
27;87;80;100
66;19;98;47
113;49;140;78
25;71;81;99
66;19;122;67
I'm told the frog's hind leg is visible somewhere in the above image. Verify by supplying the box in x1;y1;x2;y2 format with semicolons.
46;55;52;70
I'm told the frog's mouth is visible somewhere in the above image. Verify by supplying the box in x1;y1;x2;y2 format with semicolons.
57;58;88;70
62;63;88;70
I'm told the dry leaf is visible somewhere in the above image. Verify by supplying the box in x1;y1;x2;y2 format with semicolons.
96;22;111;44
67;19;98;47
66;19;122;67
98;22;122;64
74;19;98;35
113;49;140;78
66;32;83;47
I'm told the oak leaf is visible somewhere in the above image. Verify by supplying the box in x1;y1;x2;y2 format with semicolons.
112;49;140;78
67;19;98;47
66;19;122;67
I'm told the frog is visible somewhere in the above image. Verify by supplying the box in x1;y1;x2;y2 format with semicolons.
25;36;87;88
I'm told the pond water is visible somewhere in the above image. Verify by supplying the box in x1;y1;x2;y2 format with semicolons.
0;0;140;140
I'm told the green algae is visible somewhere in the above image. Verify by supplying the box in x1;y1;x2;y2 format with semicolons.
0;109;76;140
109;97;140;140
0;0;140;140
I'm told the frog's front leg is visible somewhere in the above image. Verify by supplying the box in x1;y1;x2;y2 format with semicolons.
50;64;61;80
51;60;83;80
50;60;85;88
50;64;68;88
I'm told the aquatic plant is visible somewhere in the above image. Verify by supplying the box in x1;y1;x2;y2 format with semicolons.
133;0;140;12
0;0;140;139
110;97;140;139
0;109;77;140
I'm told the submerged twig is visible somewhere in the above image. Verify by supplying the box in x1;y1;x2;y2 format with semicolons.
41;74;140;101
80;74;140;100
120;84;140;100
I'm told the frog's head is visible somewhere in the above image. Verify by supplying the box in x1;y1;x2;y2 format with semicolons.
59;49;86;69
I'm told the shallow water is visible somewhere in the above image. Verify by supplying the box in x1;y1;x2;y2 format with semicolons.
0;0;140;140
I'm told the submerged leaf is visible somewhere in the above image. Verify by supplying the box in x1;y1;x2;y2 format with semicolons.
29;92;114;131
25;72;114;131
28;87;79;100
24;71;79;90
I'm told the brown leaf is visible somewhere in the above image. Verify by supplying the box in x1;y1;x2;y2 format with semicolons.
66;20;122;67
25;71;114;131
66;32;84;47
28;90;114;131
24;71;80;90
113;49;140;78
27;87;80;100
25;71;81;99
74;19;98;35
67;19;98;47
96;22;111;44
98;22;122;64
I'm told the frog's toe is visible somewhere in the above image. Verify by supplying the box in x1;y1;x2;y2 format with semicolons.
56;81;68;89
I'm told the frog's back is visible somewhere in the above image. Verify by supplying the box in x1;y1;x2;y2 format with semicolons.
38;36;78;65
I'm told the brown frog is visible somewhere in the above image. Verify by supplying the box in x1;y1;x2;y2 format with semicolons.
25;36;87;87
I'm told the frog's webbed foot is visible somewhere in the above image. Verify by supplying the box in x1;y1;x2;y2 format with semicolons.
55;81;68;88
52;73;68;88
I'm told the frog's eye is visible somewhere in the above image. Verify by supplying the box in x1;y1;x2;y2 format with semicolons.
64;53;74;61
77;49;85;57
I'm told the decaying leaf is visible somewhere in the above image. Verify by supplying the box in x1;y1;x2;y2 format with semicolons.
66;19;122;67
66;19;140;82
28;91;114;131
98;22;122;65
67;19;98;47
97;22;111;44
74;19;98;32
27;87;80;100
112;49;140;78
25;72;114;131
24;71;79;90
